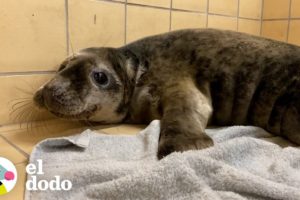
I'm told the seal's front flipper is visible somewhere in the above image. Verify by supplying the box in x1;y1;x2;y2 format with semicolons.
158;78;213;159
158;134;213;159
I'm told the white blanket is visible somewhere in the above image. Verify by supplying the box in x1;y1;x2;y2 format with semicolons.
25;120;300;200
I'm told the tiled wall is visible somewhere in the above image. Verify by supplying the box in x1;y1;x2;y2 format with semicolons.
0;0;299;125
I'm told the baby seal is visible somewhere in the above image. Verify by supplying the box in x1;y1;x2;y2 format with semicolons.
33;29;300;158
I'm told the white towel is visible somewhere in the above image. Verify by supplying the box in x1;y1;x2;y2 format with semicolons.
25;120;300;200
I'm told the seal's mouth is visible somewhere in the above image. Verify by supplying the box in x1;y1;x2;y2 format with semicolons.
49;105;98;120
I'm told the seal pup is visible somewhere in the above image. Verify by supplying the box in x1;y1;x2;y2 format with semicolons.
33;29;300;158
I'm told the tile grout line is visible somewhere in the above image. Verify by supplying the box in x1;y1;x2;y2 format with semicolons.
206;0;209;28
0;71;56;76
263;18;300;21
95;0;290;20
124;0;127;44
260;0;264;36
126;2;208;14
15;161;28;165
98;0;173;11
0;120;63;133
169;0;173;31
237;0;240;31
286;0;292;42
65;0;70;56
207;13;260;20
171;8;205;14
0;134;29;158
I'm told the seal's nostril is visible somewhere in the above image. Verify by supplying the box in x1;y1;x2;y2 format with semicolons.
33;89;45;108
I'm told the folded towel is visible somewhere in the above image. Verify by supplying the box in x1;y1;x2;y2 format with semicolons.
25;120;300;200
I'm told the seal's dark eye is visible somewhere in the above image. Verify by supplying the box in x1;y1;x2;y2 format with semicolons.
93;72;109;86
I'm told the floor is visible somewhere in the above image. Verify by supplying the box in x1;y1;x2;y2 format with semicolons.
0;119;145;200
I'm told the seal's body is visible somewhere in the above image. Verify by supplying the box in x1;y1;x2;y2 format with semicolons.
34;29;300;158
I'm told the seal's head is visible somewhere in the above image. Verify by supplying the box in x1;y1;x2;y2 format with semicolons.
33;48;133;123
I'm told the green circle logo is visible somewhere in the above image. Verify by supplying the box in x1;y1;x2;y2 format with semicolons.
0;157;17;195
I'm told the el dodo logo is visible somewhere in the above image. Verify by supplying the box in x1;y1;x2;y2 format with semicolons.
26;159;72;191
0;157;17;195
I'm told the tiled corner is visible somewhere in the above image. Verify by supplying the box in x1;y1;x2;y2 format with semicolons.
0;118;143;155
126;5;169;43
69;0;125;52
239;0;262;19
0;0;66;72
288;20;300;46
291;0;300;18
0;137;27;164
0;121;144;200
128;0;171;8
172;0;208;12
208;15;237;31
238;19;261;35
261;20;289;41
0;163;27;200
209;0;238;16
0;120;87;154
171;11;207;30
0;74;54;125
263;0;290;19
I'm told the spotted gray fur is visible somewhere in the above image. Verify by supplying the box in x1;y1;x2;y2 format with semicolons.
34;29;300;159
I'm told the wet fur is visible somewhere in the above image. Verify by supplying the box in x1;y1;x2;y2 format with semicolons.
35;29;300;159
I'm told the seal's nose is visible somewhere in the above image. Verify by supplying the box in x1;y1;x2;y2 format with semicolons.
33;88;45;108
